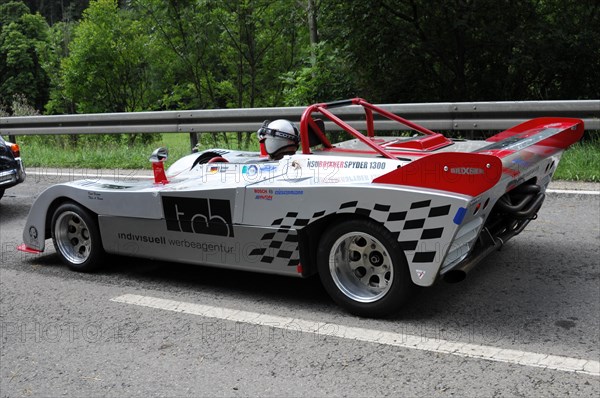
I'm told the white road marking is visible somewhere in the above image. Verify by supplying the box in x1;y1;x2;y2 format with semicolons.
111;293;599;377
545;189;599;195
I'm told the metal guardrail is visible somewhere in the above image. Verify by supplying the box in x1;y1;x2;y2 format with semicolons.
1;100;598;143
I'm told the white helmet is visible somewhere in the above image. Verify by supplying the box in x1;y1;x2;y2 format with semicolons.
257;119;300;159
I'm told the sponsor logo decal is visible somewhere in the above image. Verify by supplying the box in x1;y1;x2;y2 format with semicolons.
100;184;133;190
253;188;303;200
242;165;259;176
274;190;303;195
116;232;235;254
307;160;386;169
253;188;273;201
87;191;103;200
259;164;278;172
450;167;484;175
511;158;530;168
242;164;278;175
162;196;234;237
117;233;166;245
453;207;467;225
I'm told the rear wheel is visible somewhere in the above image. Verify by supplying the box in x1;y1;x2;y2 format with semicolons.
51;202;104;272
317;219;414;317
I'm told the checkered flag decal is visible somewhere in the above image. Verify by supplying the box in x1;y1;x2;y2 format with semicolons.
249;199;452;267
337;199;451;264
249;211;316;266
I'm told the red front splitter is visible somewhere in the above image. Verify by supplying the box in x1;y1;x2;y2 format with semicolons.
17;244;43;254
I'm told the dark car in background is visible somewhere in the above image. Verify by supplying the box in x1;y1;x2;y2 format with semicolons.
0;135;25;200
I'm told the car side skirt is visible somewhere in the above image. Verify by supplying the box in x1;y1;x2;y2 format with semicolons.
99;215;302;277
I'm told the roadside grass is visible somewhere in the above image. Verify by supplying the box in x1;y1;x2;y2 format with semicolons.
553;139;600;182
16;133;599;182
19;133;189;169
19;132;260;170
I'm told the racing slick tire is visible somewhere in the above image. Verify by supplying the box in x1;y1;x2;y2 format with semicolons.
51;202;105;272
317;219;414;317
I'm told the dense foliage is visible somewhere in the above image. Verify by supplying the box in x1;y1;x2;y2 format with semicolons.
1;0;599;115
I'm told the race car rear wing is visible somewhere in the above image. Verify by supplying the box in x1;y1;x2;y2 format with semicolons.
373;118;584;196
299;98;584;197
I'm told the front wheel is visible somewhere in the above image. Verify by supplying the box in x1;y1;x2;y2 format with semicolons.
317;219;414;317
51;202;105;272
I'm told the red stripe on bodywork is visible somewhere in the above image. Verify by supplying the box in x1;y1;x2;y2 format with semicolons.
373;152;502;197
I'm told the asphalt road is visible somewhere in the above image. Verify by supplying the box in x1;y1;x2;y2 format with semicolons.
1;171;599;397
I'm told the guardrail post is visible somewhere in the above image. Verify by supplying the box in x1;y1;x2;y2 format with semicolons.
189;132;198;151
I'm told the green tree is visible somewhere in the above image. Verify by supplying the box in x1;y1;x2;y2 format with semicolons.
523;0;600;99
43;21;76;114
0;1;50;111
22;0;90;24
213;0;305;108
132;0;224;110
60;0;157;114
55;0;160;145
211;0;306;147
319;0;600;102
281;41;354;106
132;0;309;148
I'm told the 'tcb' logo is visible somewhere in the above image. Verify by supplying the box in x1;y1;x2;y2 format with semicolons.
162;196;234;237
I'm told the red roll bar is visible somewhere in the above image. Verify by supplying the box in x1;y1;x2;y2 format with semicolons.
299;98;441;160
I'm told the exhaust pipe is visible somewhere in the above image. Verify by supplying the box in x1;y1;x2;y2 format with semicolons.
442;186;544;283
442;220;527;283
442;235;505;283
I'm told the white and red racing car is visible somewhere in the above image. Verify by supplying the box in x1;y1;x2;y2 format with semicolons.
19;98;583;317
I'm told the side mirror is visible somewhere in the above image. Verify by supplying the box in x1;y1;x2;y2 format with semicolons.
149;147;168;163
149;147;169;184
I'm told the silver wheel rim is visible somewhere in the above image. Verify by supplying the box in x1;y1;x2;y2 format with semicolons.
54;211;92;265
328;232;394;303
